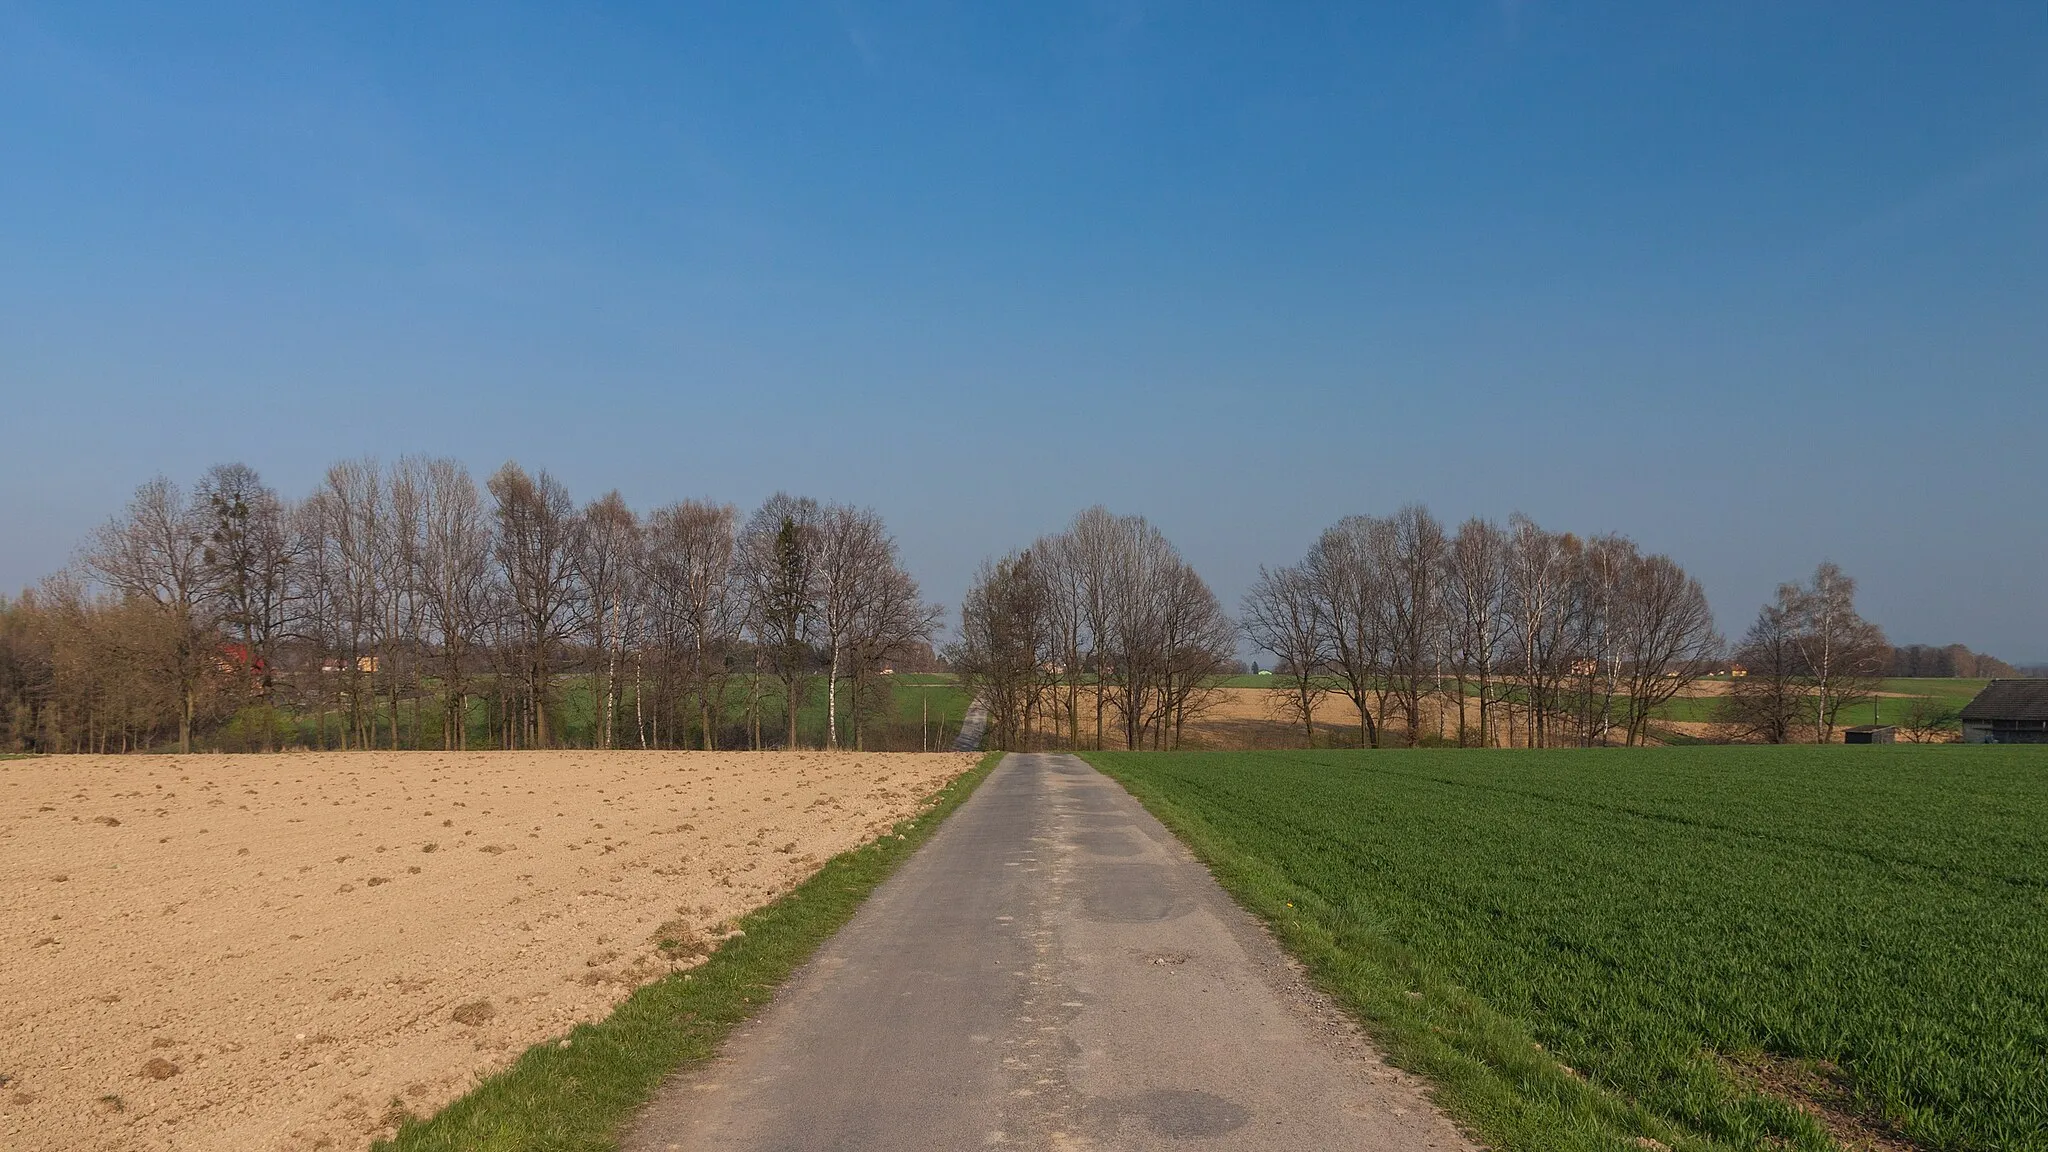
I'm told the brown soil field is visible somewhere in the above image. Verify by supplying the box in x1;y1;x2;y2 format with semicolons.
1181;687;1483;749
0;750;976;1152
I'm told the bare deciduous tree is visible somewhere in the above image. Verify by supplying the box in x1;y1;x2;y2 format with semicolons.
574;491;641;750
1787;561;1889;743
1382;505;1449;745
1612;551;1720;745
84;477;219;753
195;463;299;747
1722;594;1804;744
642;500;743;750
1303;516;1389;748
489;463;581;748
1240;564;1329;747
1445;517;1511;747
415;459;492;749
739;494;821;749
953;548;1054;751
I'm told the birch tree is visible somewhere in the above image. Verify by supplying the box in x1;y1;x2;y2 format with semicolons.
574;491;641;749
1787;562;1889;743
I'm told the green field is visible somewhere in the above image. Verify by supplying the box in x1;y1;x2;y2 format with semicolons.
209;673;973;753
1086;746;2048;1152
1650;678;1987;729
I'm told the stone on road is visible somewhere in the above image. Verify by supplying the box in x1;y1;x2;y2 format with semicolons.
625;753;1475;1152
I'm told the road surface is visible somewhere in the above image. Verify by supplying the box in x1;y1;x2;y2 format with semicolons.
626;752;1474;1152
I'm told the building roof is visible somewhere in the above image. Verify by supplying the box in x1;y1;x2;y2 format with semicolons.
1844;724;1895;734
1958;679;2048;722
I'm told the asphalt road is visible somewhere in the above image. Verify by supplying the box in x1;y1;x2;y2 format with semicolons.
625;752;1475;1152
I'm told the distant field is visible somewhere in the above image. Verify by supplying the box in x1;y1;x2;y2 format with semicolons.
1650;677;1987;728
1203;675;1989;736
1087;746;2048;1152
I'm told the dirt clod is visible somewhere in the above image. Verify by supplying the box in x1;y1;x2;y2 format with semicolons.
141;1058;179;1080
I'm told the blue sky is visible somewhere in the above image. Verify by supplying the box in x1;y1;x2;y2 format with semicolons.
3;2;2045;658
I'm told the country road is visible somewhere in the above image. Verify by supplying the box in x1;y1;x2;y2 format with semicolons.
626;753;1474;1152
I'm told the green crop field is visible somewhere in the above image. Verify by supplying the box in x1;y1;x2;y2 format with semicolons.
1086;746;2048;1152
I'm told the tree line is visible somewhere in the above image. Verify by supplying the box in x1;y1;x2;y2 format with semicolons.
953;505;1722;750
951;508;1238;751
1244;508;1722;748
1887;643;2015;680
0;460;940;754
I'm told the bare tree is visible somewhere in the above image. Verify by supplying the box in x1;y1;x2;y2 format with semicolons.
739;494;821;749
642;500;743;749
813;504;890;750
1787;561;1889;743
83;477;220;753
306;460;388;748
1037;529;1089;748
841;529;941;751
1504;516;1581;748
1566;534;1632;746
1062;507;1123;750
488;463;581;748
1151;553;1235;749
574;491;641;749
1240;564;1330;747
415;459;492;749
1612;551;1720;745
195;463;299;747
1445;517;1511;747
1721;594;1804;744
953;548;1054;751
1381;505;1449;745
1304;516;1388;748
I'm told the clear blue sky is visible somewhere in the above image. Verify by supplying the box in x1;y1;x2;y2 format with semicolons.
3;2;2044;659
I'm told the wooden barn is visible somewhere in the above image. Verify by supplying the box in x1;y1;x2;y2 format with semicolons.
1958;679;2048;744
1843;724;1895;744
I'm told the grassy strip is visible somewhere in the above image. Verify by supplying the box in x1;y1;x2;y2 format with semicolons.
377;750;1003;1152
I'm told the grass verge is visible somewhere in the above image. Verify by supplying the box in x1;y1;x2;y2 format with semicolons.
376;750;1003;1152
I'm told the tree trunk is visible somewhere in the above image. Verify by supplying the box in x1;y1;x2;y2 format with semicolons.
826;639;839;750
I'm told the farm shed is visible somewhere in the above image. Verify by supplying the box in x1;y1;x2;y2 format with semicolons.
1957;679;2048;744
1843;724;1896;744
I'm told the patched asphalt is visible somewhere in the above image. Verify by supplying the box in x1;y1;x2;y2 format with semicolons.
625;752;1476;1152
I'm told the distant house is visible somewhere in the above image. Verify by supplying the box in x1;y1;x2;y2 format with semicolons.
1843;724;1896;744
1958;679;2048;744
1727;664;1748;678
